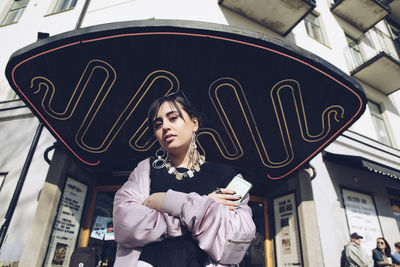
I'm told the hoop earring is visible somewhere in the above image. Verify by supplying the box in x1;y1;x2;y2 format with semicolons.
152;148;167;169
189;133;197;163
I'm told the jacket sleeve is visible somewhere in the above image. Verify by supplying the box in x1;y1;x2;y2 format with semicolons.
113;159;183;249
161;174;256;265
372;249;383;262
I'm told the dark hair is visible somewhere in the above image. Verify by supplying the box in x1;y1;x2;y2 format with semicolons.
395;242;400;249
376;237;391;256
147;91;202;130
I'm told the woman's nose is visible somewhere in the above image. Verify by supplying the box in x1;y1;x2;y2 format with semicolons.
161;121;171;131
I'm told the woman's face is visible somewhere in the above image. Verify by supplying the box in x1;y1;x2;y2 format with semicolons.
377;239;386;250
153;101;198;155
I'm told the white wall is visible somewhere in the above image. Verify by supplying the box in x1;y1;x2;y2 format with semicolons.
291;0;350;73
0;111;55;261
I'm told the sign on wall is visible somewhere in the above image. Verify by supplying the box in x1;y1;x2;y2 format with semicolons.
342;188;382;255
273;193;302;267
43;178;88;267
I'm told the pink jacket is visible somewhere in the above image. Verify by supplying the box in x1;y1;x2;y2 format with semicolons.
113;158;256;266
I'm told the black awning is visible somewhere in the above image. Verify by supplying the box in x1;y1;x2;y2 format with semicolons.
5;20;366;180
323;151;400;180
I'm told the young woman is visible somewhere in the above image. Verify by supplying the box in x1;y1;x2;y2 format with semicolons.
113;91;256;266
372;237;400;267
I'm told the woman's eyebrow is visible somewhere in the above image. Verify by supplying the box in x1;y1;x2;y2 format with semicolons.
152;111;179;123
166;111;179;116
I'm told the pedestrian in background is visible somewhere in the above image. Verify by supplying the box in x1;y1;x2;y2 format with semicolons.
372;237;400;267
392;242;400;263
344;232;373;267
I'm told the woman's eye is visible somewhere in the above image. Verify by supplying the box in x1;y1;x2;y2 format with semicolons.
170;116;178;121
153;121;162;129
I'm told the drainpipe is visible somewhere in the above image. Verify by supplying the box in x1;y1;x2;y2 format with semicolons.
0;122;43;250
75;0;91;30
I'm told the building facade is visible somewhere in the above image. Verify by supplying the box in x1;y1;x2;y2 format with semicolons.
0;0;400;266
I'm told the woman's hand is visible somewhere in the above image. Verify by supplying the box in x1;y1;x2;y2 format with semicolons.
208;188;241;210
142;192;166;211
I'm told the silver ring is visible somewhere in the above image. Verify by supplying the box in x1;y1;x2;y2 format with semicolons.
152;158;166;169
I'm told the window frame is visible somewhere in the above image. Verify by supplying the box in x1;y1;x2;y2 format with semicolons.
0;0;29;26
304;12;329;46
346;34;364;68
368;100;392;146
47;0;78;15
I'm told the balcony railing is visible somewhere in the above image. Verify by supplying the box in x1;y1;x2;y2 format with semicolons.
344;28;400;94
344;28;399;71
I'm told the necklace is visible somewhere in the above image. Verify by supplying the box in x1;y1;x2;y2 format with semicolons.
165;151;205;180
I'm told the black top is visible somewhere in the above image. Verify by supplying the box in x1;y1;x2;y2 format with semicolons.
150;161;238;195
139;159;239;267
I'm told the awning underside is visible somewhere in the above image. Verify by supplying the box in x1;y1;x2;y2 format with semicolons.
323;151;400;181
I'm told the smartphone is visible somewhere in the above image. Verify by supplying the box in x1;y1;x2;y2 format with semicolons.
226;174;253;203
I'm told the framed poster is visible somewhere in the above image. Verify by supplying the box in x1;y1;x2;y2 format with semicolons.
342;188;383;256
273;193;302;267
43;177;88;267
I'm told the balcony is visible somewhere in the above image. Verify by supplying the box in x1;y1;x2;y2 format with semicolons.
345;28;400;95
218;0;316;36
331;0;391;33
389;0;400;24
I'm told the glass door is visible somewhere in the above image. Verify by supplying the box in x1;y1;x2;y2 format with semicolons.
240;196;273;267
80;186;120;267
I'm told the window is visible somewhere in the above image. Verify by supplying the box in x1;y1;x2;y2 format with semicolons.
368;101;392;146
345;31;378;69
387;22;400;55
1;0;29;26
51;0;77;13
346;35;364;68
304;13;328;45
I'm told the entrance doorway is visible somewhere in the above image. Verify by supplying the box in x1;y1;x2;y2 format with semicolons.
79;187;273;266
80;186;120;266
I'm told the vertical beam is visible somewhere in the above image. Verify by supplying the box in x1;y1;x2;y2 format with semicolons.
18;147;70;267
296;168;325;267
